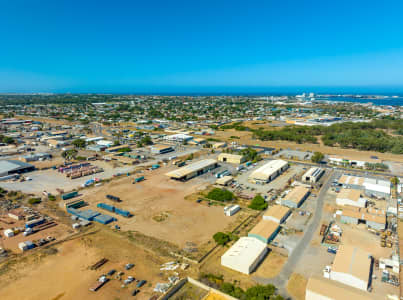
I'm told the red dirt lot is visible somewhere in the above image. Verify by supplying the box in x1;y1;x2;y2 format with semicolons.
81;166;235;248
0;229;168;300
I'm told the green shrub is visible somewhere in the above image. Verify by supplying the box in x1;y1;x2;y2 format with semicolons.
248;194;268;210
207;188;234;202
28;198;41;205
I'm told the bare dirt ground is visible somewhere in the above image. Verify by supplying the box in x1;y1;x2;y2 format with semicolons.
0;228;176;300
254;251;287;279
286;273;307;300
0;217;72;253
214;129;403;164
81;166;236;248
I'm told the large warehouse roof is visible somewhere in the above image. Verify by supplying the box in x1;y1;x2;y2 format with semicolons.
165;159;217;179
263;205;290;221
363;178;391;195
0;160;34;175
339;175;365;186
221;237;267;270
283;186;310;204
337;189;362;201
306;276;374;300
249;220;279;240
249;160;288;181
332;244;372;283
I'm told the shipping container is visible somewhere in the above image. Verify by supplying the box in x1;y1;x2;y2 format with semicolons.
61;191;78;200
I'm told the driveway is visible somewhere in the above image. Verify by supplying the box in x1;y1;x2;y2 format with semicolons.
253;170;338;298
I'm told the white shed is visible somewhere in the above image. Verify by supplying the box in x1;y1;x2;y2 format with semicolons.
221;237;267;274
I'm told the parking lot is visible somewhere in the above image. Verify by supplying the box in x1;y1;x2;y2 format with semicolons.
0;161;137;195
233;161;305;195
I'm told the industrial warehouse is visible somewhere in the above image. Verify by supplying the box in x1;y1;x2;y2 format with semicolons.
305;276;374;300
263;204;291;224
165;159;218;181
338;174;391;198
247;220;280;244
336;188;367;208
221;237;268;275
248;159;288;184
0;160;35;178
217;153;245;164
281;185;310;208
338;207;386;230
302;167;325;183
149;144;174;154
327;244;373;291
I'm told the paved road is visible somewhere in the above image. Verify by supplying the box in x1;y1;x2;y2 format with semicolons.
253;170;338;299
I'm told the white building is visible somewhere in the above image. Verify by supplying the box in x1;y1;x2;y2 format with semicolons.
248;160;288;184
363;178;390;198
224;204;240;216
96;140;114;147
163;133;193;143
329;244;372;291
302;167;325;183
221;237;268;274
306;276;373;300
336;189;367;208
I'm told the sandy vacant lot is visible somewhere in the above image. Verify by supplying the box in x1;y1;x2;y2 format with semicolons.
0;229;168;300
81;166;235;248
213;129;403;164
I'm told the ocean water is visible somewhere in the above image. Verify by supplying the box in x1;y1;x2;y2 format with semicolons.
316;96;403;106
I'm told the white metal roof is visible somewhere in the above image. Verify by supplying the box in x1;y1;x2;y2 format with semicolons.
249;160;288;181
363;178;391;195
221;237;267;270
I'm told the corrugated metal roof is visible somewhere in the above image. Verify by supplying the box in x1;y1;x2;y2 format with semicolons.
165;159;217;179
331;244;371;283
249;160;288;181
306;276;374;300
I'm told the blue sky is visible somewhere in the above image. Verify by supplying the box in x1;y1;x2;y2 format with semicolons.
1;0;403;93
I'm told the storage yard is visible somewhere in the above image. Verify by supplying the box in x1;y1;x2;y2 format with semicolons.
80;166;238;248
0;229;171;300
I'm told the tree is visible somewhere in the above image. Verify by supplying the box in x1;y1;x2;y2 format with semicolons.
213;232;230;246
207;188;234;202
248;194;268;210
62;149;78;160
391;177;400;186
72;138;86;149
311;151;324;163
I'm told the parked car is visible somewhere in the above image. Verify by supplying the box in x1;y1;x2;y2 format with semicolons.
125;263;135;270
107;269;116;276
327;246;337;254
132;289;140;296
136;280;147;288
